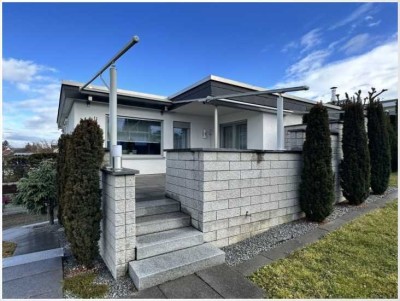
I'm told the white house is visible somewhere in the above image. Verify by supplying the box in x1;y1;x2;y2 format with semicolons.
57;75;341;174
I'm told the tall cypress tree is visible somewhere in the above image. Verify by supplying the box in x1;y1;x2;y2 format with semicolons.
340;92;370;205
367;89;391;194
300;103;334;222
63;118;104;267
56;134;71;225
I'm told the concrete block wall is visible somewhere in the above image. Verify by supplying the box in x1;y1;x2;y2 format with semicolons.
100;168;137;279
166;150;304;248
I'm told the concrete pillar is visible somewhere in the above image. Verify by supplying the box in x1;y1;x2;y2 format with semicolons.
277;94;284;150
100;168;139;279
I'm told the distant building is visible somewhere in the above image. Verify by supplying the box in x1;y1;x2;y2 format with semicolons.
381;99;397;116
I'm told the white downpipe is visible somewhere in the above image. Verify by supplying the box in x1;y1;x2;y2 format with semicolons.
214;106;219;148
277;94;284;150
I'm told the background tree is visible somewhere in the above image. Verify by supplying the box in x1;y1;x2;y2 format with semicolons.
340;91;370;205
13;160;57;223
300;103;334;222
366;88;391;194
63;118;104;267
388;100;398;172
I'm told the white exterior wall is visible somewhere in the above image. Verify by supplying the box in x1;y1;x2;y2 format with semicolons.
67;100;214;174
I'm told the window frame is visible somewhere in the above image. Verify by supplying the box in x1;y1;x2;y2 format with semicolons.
220;120;247;150
106;114;164;157
173;121;191;149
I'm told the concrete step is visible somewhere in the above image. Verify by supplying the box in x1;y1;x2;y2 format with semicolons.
136;198;180;217
136;212;190;236
136;227;204;260
129;243;225;290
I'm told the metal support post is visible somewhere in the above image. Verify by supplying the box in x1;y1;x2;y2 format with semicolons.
214;106;219;148
277;94;284;150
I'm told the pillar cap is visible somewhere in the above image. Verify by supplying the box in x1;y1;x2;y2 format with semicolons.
101;167;140;176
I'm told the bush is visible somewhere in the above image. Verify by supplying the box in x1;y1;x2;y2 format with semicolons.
387;115;398;172
340;96;370;205
56;134;72;225
63;118;104;267
367;100;391;194
300;103;334;221
13;160;56;215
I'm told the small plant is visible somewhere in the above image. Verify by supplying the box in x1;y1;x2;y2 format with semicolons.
300;103;334;222
63;272;108;298
366;88;391;194
13;160;57;221
340;91;370;205
2;241;17;257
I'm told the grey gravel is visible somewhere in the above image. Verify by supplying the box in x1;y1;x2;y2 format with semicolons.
223;187;397;266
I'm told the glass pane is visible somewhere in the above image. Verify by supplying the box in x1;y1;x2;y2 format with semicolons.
108;116;162;155
236;124;247;149
222;126;233;148
174;127;189;149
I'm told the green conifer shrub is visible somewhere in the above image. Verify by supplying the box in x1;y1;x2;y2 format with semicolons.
56;134;71;225
367;89;391;194
340;92;370;205
299;103;334;222
63;118;104;267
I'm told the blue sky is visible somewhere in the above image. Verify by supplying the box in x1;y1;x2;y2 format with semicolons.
2;2;398;147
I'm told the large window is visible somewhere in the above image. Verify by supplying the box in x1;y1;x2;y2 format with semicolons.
173;121;190;149
107;116;162;155
220;121;247;149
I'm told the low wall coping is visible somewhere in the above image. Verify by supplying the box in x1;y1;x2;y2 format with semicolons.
164;148;302;154
101;167;140;176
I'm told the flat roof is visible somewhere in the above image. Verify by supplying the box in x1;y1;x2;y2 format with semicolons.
168;74;341;110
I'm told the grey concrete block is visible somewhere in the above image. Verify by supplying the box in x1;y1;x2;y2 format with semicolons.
136;212;190;236
136;198;180;217
318;218;347;231
233;254;273;276
3;248;64;268
196;264;264;299
159;274;222;299
129;243;225;290
136;227;204;260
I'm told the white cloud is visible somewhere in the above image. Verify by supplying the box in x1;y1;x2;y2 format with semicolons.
300;28;322;53
330;3;373;30
368;20;381;27
281;41;297;53
276;40;398;102
339;33;370;55
287;50;331;77
2;58;56;84
2;58;61;148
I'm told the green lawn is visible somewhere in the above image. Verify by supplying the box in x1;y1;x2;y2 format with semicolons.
389;172;398;187
250;201;398;298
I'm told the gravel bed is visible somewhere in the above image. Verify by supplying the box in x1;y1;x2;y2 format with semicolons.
58;228;137;299
223;187;398;266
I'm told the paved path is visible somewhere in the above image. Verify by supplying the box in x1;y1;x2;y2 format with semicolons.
2;224;64;299
128;189;398;299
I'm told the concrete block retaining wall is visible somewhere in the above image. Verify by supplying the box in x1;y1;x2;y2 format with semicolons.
99;168;138;279
165;150;306;248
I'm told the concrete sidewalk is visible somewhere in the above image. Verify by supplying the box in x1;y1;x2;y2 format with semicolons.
2;223;64;299
129;189;398;299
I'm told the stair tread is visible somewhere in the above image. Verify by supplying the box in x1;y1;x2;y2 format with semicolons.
137;227;203;248
130;243;225;277
136;212;189;225
136;198;179;209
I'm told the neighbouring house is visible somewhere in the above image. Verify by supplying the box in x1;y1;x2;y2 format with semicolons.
57;75;344;290
381;98;397;116
57;75;342;174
